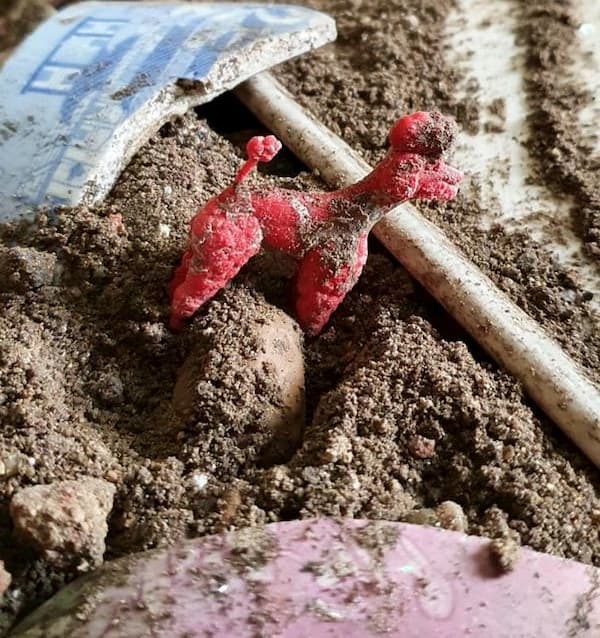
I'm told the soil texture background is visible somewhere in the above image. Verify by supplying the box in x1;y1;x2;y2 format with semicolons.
0;0;599;632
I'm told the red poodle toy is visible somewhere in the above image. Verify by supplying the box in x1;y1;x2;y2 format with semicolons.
169;111;463;334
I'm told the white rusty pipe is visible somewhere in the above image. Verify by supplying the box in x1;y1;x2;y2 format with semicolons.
235;71;600;469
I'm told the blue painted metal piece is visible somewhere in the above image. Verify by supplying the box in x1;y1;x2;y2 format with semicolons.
0;2;335;221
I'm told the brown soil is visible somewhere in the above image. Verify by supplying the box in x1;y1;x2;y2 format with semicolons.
0;0;52;64
1;0;599;633
516;1;600;259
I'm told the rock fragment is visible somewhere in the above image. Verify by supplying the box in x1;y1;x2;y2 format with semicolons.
9;478;116;569
407;434;436;459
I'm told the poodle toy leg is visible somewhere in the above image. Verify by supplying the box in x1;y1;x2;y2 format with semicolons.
170;210;262;330
294;232;369;335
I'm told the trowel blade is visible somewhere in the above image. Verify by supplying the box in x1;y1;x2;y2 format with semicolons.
0;1;335;221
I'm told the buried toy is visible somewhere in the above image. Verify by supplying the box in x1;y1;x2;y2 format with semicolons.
169;111;463;334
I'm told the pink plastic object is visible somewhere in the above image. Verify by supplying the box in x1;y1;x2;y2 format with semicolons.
13;519;600;637
169;112;463;334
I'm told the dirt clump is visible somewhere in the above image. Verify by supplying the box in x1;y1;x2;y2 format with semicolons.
403;500;468;533
408;435;436;460
172;288;305;473
0;247;56;293
489;536;521;573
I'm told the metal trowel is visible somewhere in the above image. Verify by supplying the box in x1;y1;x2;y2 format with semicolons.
0;1;335;221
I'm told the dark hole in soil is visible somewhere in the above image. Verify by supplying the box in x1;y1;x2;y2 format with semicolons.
196;92;306;179
278;503;302;522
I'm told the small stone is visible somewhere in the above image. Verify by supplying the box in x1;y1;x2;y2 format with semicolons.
10;477;116;569
408;435;436;459
103;469;121;484
107;213;126;234
435;501;468;532
191;473;209;491
403;13;419;29
158;223;171;238
0;451;34;479
0;561;11;596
